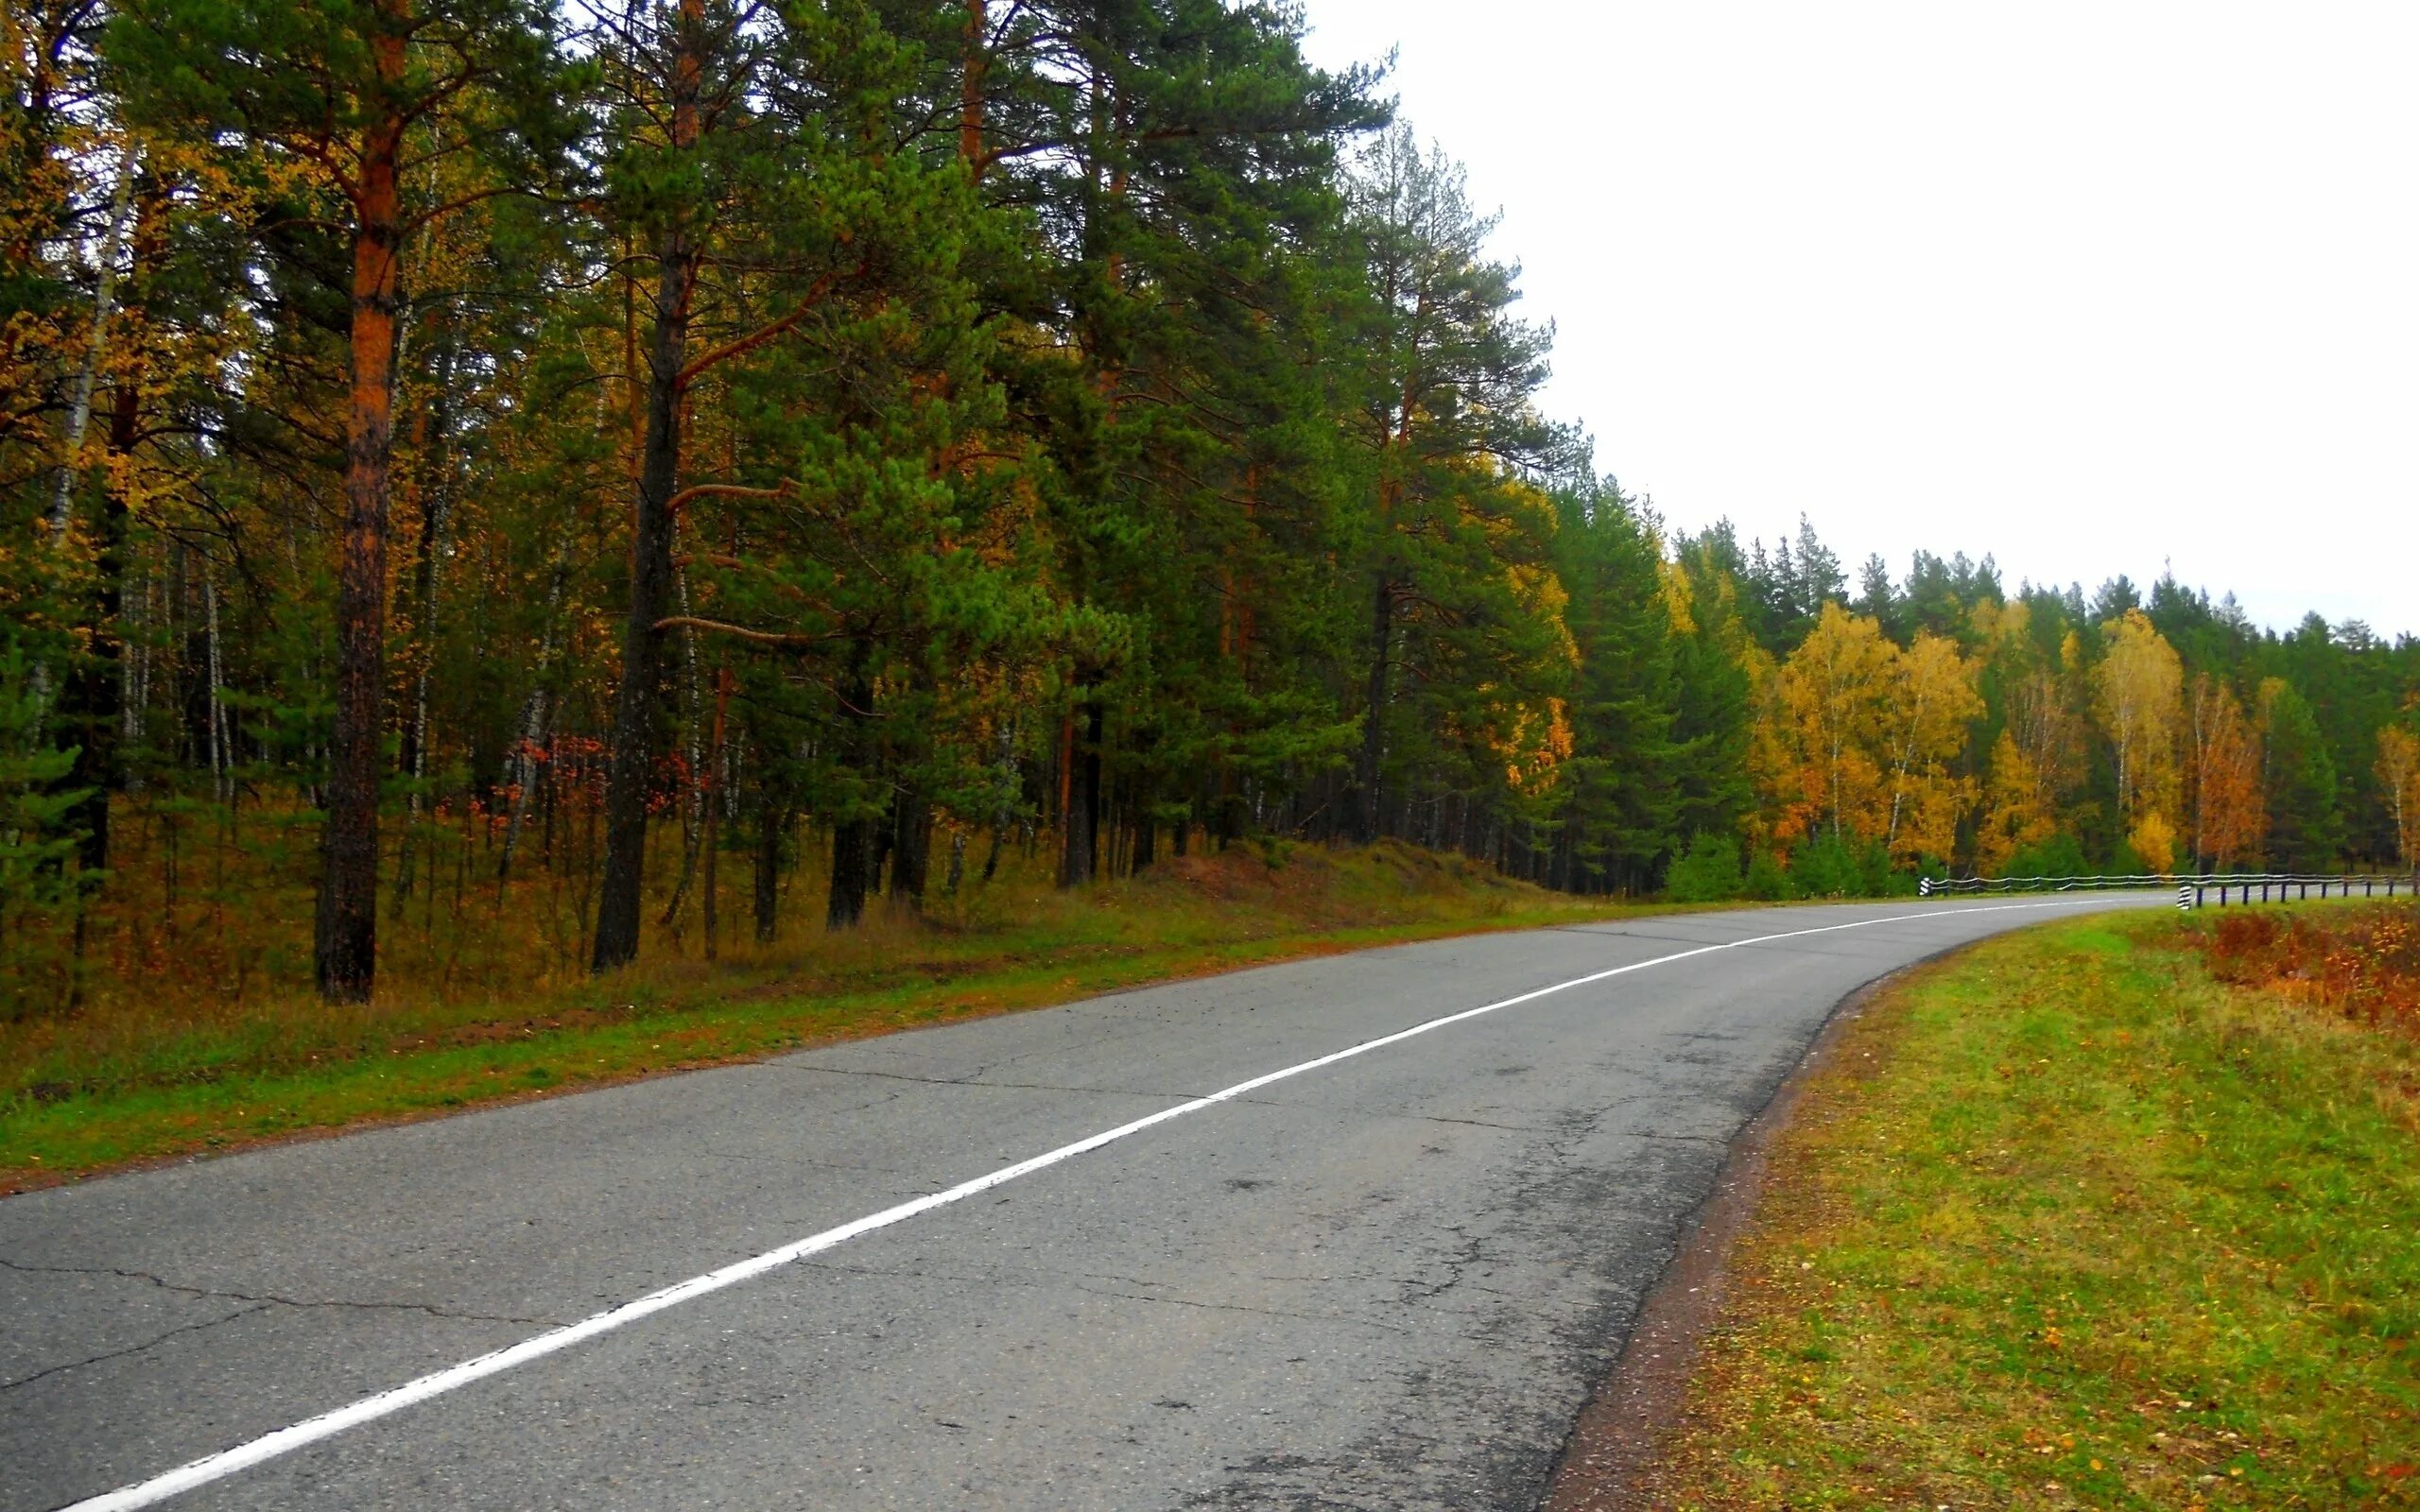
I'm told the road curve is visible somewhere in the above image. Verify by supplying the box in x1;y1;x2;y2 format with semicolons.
2;894;2168;1511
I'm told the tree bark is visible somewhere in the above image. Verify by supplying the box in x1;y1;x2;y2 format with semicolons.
826;643;877;931
753;795;786;943
592;0;705;971
826;816;873;930
1059;699;1101;885
57;307;147;874
959;0;986;167
313;13;408;1003
1350;576;1393;842
889;784;931;905
44;144;136;541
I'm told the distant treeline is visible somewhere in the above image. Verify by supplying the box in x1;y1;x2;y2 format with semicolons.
5;0;2415;1011
1664;524;2419;902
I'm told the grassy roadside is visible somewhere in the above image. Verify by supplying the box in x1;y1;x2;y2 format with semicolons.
1637;905;2420;1510
2;841;1682;1194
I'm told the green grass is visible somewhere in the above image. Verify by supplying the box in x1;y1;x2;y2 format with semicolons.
2;840;1703;1192
1651;907;2420;1510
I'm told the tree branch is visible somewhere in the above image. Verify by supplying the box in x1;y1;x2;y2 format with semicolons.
673;266;849;390
653;615;844;647
400;182;527;238
664;479;796;517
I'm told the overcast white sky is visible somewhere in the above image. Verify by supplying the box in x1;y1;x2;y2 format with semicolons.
1296;2;2420;641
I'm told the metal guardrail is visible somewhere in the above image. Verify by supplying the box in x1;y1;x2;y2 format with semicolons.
2171;873;2413;910
1919;872;2415;910
1922;874;2182;897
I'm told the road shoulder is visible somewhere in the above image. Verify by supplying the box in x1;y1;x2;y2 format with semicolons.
1540;956;1906;1509
1547;904;2420;1510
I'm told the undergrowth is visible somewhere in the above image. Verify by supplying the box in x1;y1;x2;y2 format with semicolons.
2191;904;2420;1038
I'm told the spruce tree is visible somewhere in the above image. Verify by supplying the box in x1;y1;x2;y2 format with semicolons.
2262;680;2342;870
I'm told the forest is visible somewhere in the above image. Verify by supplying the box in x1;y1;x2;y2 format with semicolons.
6;0;2418;1019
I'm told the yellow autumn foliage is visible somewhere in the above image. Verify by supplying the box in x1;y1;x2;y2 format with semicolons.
1757;603;1979;864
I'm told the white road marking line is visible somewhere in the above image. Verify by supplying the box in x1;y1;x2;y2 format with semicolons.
59;896;2128;1511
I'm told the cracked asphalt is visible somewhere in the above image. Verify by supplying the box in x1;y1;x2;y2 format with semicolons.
0;895;2164;1510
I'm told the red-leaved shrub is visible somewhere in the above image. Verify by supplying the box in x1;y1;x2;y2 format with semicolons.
2197;904;2420;1037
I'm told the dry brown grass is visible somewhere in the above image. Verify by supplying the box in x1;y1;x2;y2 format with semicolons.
2;818;1656;1190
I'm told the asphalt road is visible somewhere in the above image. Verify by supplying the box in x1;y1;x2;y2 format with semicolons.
1;894;2168;1511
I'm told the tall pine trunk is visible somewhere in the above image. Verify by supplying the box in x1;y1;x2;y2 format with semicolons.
754;794;786;944
592;1;704;971
959;0;985;166
59;298;147;874
825;643;877;930
1351;576;1392;843
589;237;692;969
889;786;931;905
313;13;408;1003
827;816;872;929
1059;700;1101;885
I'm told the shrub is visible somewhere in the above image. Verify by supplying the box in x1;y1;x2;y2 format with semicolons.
1743;846;1793;901
2003;832;2088;880
1665;832;1744;902
1790;833;1866;899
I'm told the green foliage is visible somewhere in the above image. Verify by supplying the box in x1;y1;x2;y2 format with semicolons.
1664;831;1744;902
1743;845;1794;902
1780;833;1904;900
2264;681;2343;870
0;644;96;1018
0;667;85;895
2004;832;2090;880
1789;833;1863;899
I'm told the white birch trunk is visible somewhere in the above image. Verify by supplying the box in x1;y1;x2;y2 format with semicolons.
46;144;140;542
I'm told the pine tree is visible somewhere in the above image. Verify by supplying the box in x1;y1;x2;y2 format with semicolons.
112;0;573;999
981;0;1379;881
1854;553;1901;643
1339;124;1567;844
588;0;772;969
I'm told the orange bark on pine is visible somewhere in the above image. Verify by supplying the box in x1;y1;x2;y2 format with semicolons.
314;1;410;1002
